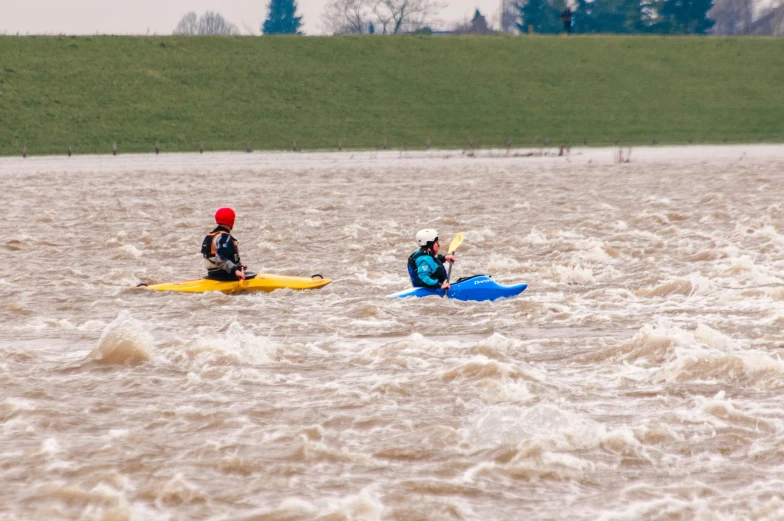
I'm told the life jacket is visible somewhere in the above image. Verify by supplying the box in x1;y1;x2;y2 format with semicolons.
200;227;240;266
407;249;447;288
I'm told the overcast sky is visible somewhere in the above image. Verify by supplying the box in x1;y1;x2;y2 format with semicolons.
0;0;508;36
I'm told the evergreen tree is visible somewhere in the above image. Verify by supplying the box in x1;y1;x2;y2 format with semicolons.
652;0;714;33
516;0;563;33
573;0;651;33
262;0;303;34
471;9;493;33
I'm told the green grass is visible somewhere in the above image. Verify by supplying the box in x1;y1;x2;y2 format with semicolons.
1;35;783;156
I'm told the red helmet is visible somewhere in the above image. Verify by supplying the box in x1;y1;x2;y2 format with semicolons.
215;207;235;228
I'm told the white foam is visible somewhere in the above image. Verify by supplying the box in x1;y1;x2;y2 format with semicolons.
552;264;595;285
190;322;279;366
114;244;143;259
92;311;153;365
154;473;207;507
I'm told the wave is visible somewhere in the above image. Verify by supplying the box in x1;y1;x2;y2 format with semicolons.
91;311;152;365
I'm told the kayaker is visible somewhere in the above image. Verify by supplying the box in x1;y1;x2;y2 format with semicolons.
407;229;456;290
201;207;249;281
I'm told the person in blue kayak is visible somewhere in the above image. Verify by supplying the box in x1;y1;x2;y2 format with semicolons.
200;207;252;281
407;229;456;290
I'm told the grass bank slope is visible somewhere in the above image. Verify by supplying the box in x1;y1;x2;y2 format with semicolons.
1;35;783;155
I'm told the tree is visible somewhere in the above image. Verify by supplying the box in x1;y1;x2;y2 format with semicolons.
453;8;494;33
372;0;445;34
322;0;373;34
199;11;241;35
708;0;753;34
516;0;563;33
572;0;652;33
173;12;199;35
500;0;520;32
471;9;493;32
262;0;303;34
320;0;443;34
172;11;239;35
652;0;715;33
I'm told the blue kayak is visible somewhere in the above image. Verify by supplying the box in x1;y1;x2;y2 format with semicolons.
389;275;527;302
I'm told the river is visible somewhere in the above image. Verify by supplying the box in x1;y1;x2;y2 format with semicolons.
2;145;784;520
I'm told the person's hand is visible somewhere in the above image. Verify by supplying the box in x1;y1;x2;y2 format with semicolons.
441;281;450;290
444;255;456;263
235;269;246;280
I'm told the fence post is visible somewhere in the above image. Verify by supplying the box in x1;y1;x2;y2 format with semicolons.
338;139;343;151
383;137;388;150
426;138;431;150
292;140;297;151
68;144;72;157
200;141;204;154
246;141;251;153
113;142;117;156
155;141;159;154
22;144;26;158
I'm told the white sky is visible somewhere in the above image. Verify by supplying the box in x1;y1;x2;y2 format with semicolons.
0;0;507;36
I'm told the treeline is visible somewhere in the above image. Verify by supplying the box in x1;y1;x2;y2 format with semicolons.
169;0;783;36
521;0;715;34
173;0;303;35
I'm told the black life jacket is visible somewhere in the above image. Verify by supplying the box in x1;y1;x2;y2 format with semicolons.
407;249;447;288
200;227;240;265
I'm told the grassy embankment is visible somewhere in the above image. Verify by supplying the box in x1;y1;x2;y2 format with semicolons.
1;35;783;156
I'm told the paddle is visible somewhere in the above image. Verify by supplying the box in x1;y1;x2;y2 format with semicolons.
443;232;465;298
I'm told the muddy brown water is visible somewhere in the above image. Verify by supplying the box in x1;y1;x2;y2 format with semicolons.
1;147;783;520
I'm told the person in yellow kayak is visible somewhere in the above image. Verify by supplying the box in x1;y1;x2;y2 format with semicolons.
407;229;456;290
200;207;253;281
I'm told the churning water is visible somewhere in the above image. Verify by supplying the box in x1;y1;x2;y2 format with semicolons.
2;145;784;520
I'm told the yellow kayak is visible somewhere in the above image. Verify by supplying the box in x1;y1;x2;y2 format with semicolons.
139;273;331;294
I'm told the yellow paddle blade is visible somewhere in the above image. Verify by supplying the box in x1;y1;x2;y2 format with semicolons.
447;233;465;254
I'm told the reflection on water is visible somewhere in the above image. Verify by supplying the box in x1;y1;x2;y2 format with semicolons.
1;147;784;520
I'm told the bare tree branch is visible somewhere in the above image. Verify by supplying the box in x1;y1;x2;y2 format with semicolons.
173;12;199;35
322;0;372;34
198;11;240;35
321;0;443;35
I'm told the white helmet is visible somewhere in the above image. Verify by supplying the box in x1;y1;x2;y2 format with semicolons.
416;229;438;246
